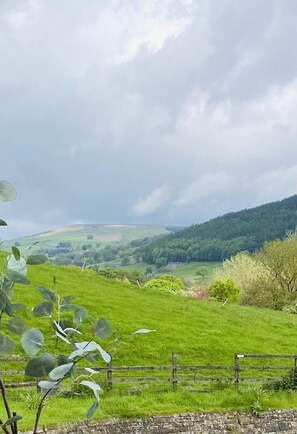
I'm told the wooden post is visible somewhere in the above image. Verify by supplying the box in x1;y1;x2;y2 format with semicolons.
294;356;297;369
107;353;113;390
234;354;240;389
172;352;178;391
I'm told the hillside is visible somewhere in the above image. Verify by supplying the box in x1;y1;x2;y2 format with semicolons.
3;254;297;427
142;194;297;264
3;224;173;268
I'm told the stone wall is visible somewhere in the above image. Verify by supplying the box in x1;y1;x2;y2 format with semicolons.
30;410;297;434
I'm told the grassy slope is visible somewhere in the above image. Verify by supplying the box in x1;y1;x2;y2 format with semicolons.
4;224;171;251
3;256;297;428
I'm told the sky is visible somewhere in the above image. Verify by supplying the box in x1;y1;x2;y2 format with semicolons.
1;0;297;239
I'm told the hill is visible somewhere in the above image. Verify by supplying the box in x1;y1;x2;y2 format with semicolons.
3;254;297;427
142;194;297;264
3;224;174;268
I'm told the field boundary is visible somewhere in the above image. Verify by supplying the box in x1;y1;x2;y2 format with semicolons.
1;353;297;390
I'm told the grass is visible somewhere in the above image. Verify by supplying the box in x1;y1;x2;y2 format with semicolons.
2;253;297;429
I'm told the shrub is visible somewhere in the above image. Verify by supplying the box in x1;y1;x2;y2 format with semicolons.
208;278;240;303
144;275;184;293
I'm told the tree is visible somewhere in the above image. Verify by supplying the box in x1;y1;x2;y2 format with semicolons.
208;278;240;303
195;266;208;280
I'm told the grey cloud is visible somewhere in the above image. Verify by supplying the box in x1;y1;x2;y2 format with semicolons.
1;0;297;238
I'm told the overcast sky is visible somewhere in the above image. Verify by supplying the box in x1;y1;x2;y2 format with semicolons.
1;0;297;239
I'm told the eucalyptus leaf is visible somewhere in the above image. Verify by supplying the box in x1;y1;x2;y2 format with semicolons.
0;334;15;354
73;306;88;326
21;328;44;355
91;318;111;339
12;246;21;260
64;327;82;336
11;303;25;312
38;380;59;395
0;180;17;202
55;331;70;345
36;286;57;302
25;353;56;377
133;329;156;334
84;368;100;374
5;270;30;285
81;380;101;400
97;345;111;363
0;288;14;317
6;317;27;335
86;400;99;419
32;301;53;317
26;254;48;265
49;362;74;380
7;255;27;276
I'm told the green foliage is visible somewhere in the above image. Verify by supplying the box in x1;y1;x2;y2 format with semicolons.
208;278;240;303
143;275;184;293
142;194;297;264
266;368;297;392
214;235;297;310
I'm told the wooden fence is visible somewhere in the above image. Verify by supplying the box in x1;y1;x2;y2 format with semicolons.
1;353;297;391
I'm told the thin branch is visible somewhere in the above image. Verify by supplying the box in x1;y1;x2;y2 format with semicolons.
32;388;52;434
0;378;12;420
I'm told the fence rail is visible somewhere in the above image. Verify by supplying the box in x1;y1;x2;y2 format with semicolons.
1;353;297;391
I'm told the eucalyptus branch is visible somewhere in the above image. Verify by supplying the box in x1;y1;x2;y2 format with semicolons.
32;388;52;434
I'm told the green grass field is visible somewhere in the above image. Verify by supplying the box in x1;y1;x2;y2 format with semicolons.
2;254;297;429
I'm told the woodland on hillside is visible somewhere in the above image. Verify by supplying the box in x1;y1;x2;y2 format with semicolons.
142;195;297;264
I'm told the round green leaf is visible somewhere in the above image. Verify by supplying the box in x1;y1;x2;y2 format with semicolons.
49;362;74;380
21;328;44;355
7;255;27;276
0;180;17;202
26;255;48;265
0;219;7;226
6;317;27;335
25;353;56;377
32;301;54;317
5;270;30;285
0;334;15;354
38;380;59;396
36;286;57;302
81;380;101;400
91;318;111;339
74;306;88;326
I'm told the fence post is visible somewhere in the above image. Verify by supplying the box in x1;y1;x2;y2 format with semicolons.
172;352;178;390
294;356;297;369
234;354;240;389
107;353;113;390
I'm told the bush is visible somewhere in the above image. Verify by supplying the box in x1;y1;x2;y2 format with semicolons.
144;275;184;293
208;278;240;303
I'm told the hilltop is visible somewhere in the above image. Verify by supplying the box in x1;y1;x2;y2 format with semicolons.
142;194;297;264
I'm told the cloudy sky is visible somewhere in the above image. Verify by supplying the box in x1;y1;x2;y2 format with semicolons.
1;0;297;239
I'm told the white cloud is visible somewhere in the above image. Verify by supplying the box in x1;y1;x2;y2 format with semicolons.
133;186;169;215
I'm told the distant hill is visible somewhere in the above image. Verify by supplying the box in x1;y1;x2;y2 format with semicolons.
3;224;174;268
142;195;297;264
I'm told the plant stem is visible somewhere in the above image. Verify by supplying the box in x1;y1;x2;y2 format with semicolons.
0;378;12;420
32;389;51;434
